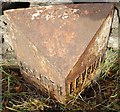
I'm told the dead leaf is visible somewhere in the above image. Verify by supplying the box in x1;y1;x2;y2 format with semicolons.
15;85;22;93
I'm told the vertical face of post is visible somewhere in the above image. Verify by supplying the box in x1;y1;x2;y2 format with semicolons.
66;9;114;96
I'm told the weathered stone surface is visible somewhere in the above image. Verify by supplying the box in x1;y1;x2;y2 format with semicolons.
1;0;120;2
108;5;119;50
0;13;17;67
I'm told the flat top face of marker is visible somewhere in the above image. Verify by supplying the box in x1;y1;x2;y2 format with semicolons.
4;3;113;77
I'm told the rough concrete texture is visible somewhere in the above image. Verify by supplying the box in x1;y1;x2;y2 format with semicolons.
1;0;120;2
108;9;119;50
0;0;72;3
0;13;17;67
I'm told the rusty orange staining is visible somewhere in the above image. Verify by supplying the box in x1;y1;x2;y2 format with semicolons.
4;3;114;103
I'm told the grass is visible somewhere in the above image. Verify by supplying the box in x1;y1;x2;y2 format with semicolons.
64;48;120;112
1;48;120;112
